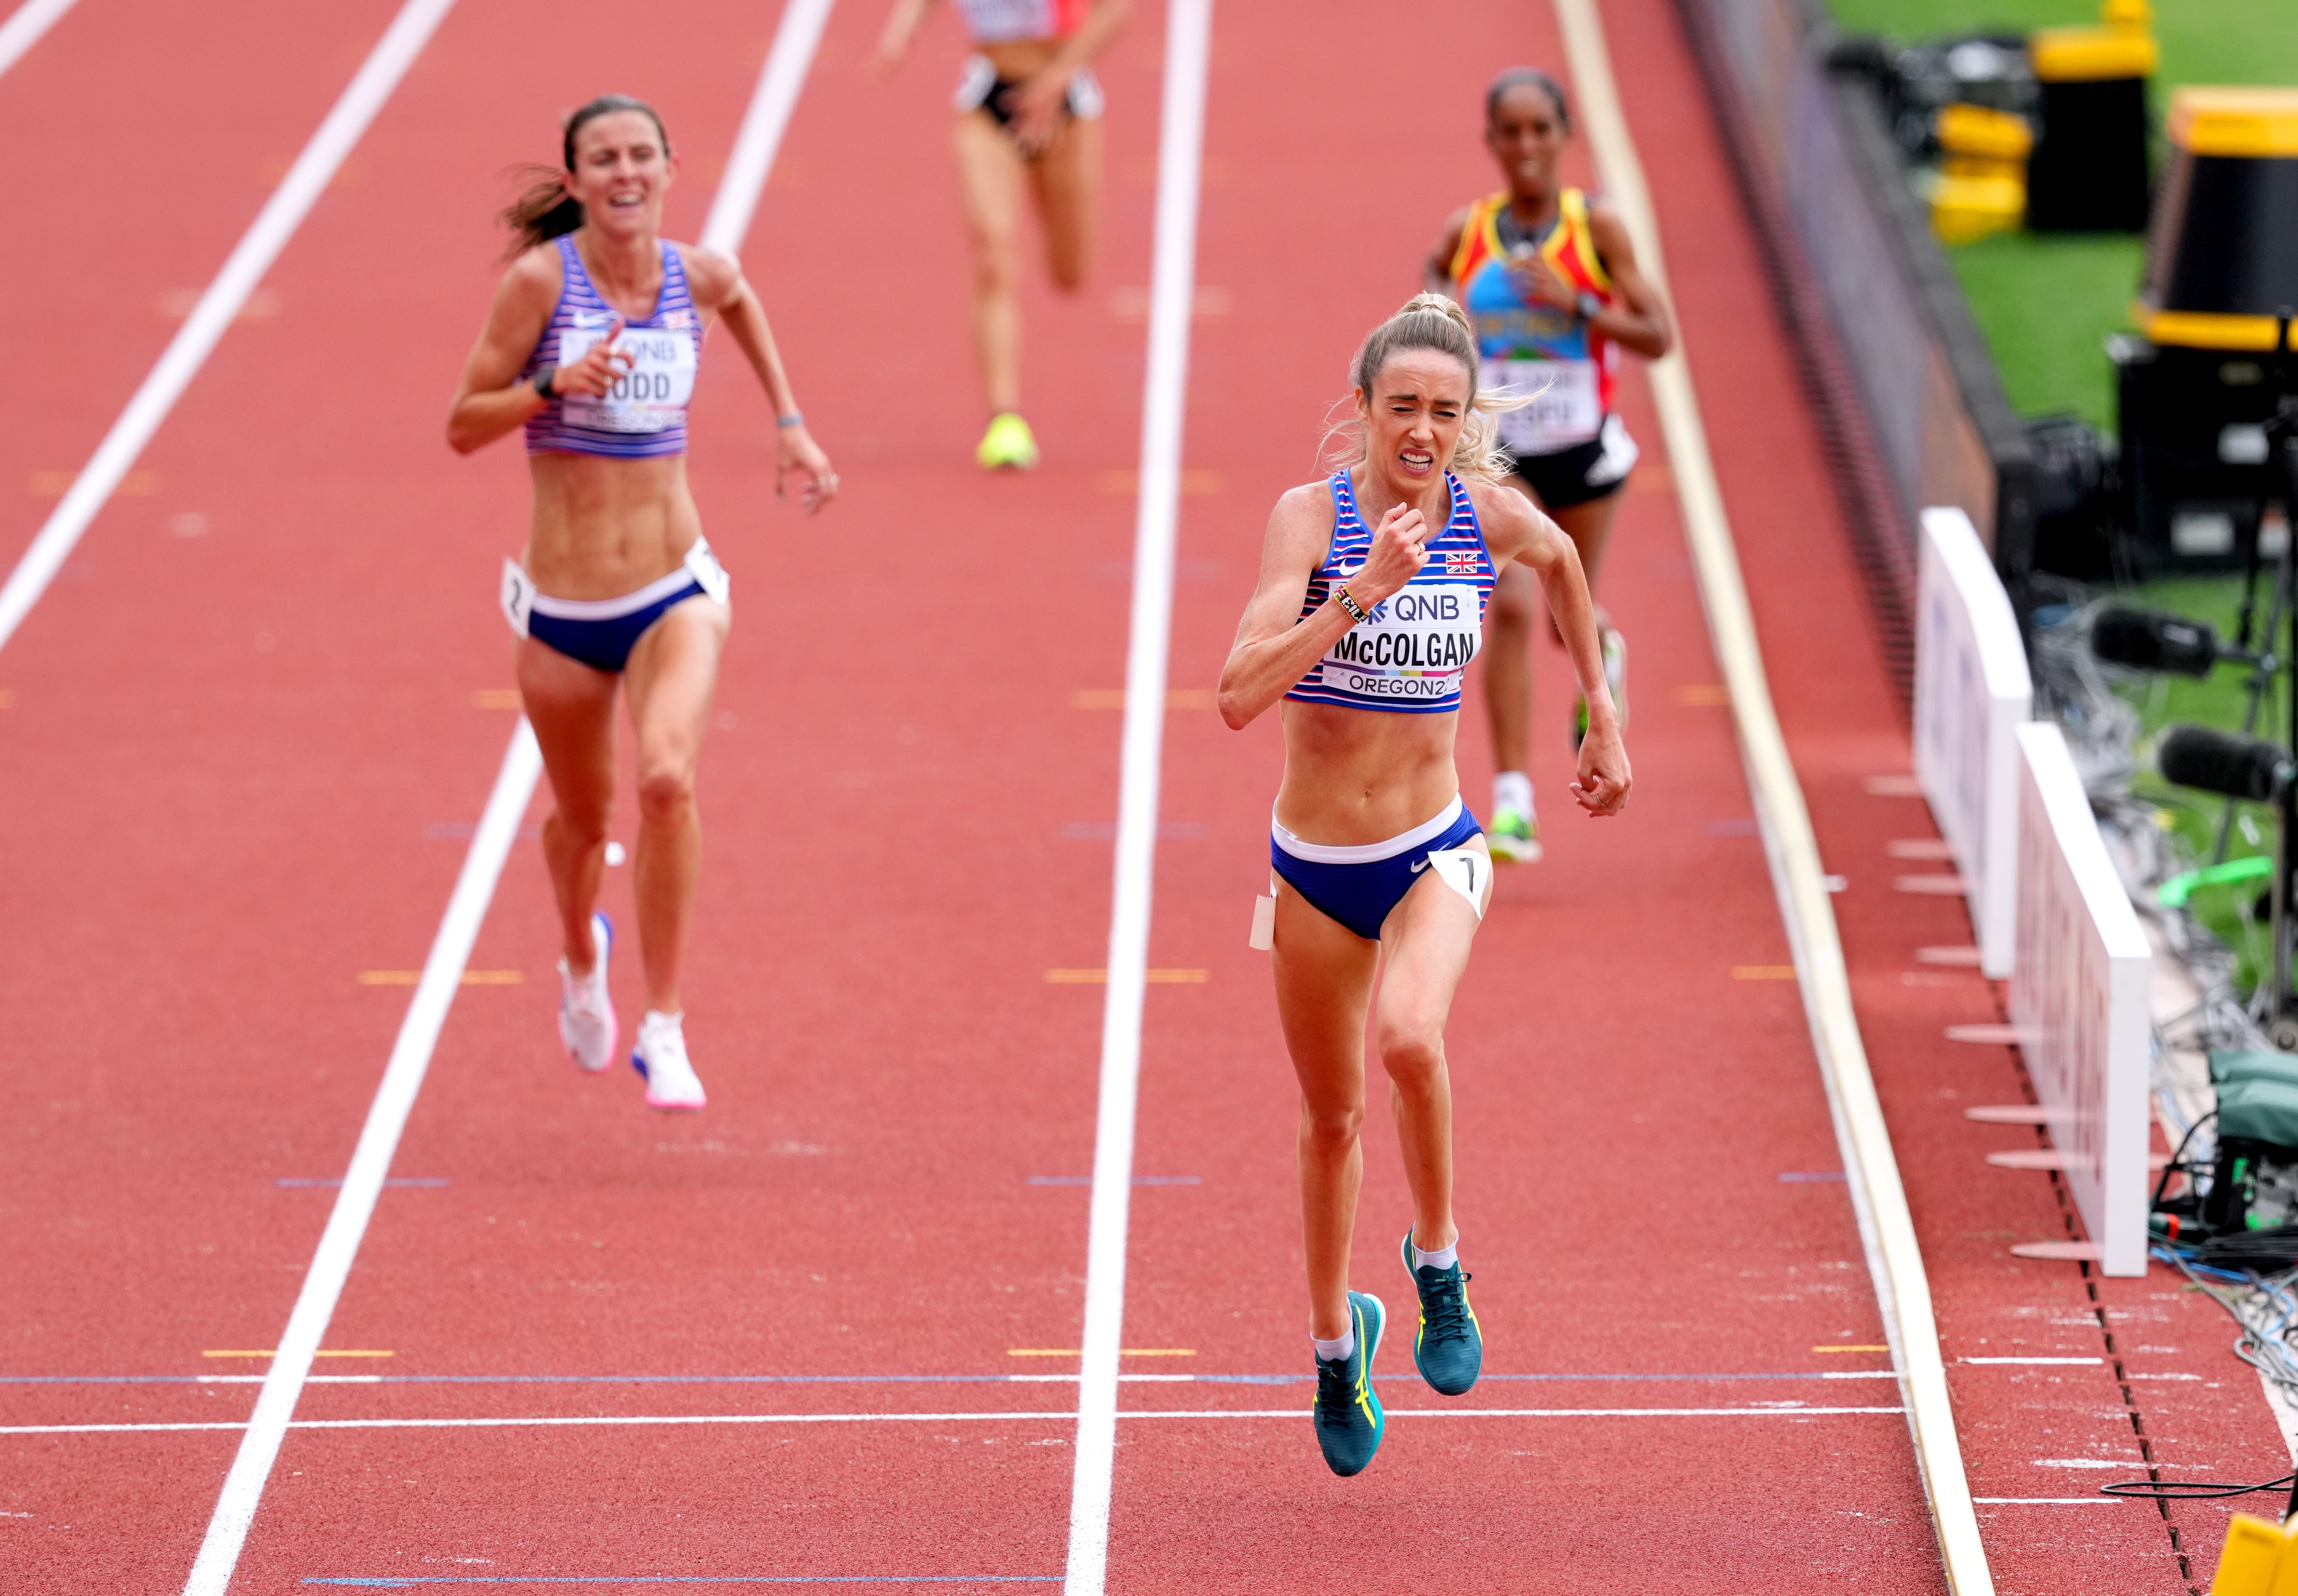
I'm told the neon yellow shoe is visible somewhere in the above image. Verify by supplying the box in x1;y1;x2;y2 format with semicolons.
1487;806;1542;865
976;412;1039;471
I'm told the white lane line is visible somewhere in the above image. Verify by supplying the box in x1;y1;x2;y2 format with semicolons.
1973;1498;2123;1506
0;0;75;80
1548;3;1994;1594
7;1404;1908;1436
1961;1356;2101;1366
175;9;835;1586
700;0;834;255
1060;0;1210;1590
0;0;460;655
179;727;541;1595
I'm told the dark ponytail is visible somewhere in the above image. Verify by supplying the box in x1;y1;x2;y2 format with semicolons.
499;94;674;258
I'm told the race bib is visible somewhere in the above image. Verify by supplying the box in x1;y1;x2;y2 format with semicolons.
1316;580;1481;705
557;316;697;434
1488;357;1601;454
682;538;731;603
501;558;534;638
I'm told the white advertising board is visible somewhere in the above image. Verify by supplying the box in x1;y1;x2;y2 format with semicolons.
2009;721;2154;1276
1914;506;2033;977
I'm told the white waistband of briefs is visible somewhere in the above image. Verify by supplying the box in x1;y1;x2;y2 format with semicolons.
527;541;712;621
1271;793;1463;865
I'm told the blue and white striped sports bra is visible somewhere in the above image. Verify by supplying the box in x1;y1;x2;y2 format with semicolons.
1284;470;1495;715
523;234;702;459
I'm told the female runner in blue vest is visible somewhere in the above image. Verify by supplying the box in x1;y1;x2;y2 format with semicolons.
1218;294;1629;1476
1425;68;1672;865
446;95;836;1112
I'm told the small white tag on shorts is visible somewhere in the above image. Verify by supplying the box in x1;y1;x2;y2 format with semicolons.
683;538;731;604
1424;848;1486;919
500;558;534;638
1249;891;1276;951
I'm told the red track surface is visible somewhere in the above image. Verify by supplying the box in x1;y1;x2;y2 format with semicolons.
0;0;2287;1590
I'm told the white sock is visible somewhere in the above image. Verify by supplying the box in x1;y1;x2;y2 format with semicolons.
1493;771;1533;819
1413;1237;1459;1271
1312;1326;1355;1364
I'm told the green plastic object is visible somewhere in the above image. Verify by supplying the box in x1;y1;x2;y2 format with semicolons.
2210;1049;2298;1088
2158;854;2275;908
2218;1075;2298;1147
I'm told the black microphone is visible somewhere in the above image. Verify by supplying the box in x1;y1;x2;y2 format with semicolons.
2092;607;2223;676
2159;724;2290;802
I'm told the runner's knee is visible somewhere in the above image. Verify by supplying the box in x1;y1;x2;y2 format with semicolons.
637;762;695;823
1377;1026;1445;1093
1299;1097;1364;1154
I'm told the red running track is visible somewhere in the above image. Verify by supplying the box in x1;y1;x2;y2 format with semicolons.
0;0;2287;1590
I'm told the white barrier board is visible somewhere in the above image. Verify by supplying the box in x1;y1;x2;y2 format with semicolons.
2009;722;2153;1275
1914;506;2033;977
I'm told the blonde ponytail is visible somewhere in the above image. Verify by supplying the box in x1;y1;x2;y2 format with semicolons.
1322;292;1530;482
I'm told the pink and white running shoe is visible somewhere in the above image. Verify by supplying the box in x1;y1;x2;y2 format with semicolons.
633;1009;706;1112
557;913;616;1074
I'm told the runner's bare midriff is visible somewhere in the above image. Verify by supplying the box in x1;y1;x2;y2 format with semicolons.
523;451;703;600
975;38;1066;81
1274;699;1461;846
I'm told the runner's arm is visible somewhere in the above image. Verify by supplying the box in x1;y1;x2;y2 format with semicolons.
870;0;933;72
444;253;569;454
687;245;839;514
1422;207;1471;296
1218;485;1439;729
1477;484;1630;812
1583;204;1673;359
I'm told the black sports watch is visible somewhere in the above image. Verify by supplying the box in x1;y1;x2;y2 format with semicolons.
532;365;557;399
1574;290;1605;325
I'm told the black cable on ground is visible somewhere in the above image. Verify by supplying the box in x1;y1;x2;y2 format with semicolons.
2104;1472;2296;1501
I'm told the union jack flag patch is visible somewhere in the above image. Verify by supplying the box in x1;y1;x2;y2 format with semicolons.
1445;550;1481;575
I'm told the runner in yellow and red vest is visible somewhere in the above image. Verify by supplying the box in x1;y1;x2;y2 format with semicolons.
1425;68;1673;864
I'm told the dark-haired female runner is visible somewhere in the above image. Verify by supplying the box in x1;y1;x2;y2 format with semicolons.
446;95;836;1112
871;0;1128;470
1425;67;1670;865
1218;293;1630;1476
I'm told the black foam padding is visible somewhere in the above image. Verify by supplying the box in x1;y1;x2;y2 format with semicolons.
2093;607;2220;676
2160;723;2287;802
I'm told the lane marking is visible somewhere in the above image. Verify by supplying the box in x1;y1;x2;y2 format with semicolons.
300;1580;1062;1588
177;13;833;1587
1042;969;1206;985
0;0;460;657
1060;0;1210;1588
1547;2;1993;1591
1;1366;1909;1386
1961;1356;2103;1366
1733;965;1797;979
1009;1350;1194;1358
202;1350;393;1360
0;0;75;80
6;1404;1911;1437
1778;1171;1848;1182
1026;1175;1200;1186
181;727;538;1596
275;1178;450;1188
1067;689;1211;710
1674;683;1730;705
471;690;522;709
357;970;523;986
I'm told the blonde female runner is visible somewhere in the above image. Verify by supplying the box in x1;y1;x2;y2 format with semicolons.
447;95;836;1111
1219;294;1630;1476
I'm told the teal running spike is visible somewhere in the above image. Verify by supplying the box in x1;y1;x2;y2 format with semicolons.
1311;1291;1386;1477
1402;1230;1482;1395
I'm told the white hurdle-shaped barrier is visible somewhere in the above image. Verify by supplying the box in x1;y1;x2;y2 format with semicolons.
2007;722;2154;1275
1913;505;2153;1276
1914;507;2032;978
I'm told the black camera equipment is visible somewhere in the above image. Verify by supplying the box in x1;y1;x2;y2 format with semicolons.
2105;313;2298;1045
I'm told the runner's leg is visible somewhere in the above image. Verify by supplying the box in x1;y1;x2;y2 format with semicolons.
1545;488;1623;641
1030;110;1101;292
1271;884;1380;1341
622;597;730;1016
1372;843;1488;1253
516;637;620;973
954;110;1029;416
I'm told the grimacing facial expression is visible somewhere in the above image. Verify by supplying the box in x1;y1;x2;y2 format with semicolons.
1358;349;1472;492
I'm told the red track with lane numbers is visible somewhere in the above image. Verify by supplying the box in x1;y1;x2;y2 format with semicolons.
0;0;2287;1590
